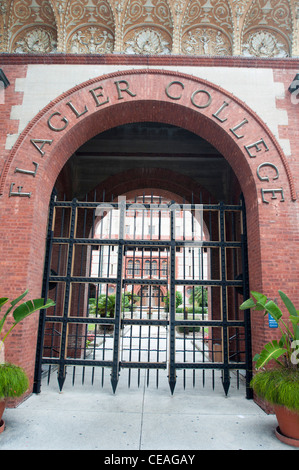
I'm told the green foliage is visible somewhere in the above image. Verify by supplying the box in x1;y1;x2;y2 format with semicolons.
122;292;140;309
89;293;140;318
250;368;299;412
188;287;208;308
240;290;299;370
0;363;29;399
163;291;183;312
0;290;55;348
176;307;208;314
89;294;116;318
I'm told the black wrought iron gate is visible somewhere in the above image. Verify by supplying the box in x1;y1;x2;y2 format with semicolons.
34;193;252;398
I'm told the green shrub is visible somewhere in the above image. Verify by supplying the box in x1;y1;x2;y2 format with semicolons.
176;307;208;314
188;286;208;308
0;363;29;399
250;368;299;412
176;325;200;334
163;292;183;312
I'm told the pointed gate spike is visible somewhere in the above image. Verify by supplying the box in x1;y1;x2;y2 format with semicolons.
168;376;176;395
222;370;230;396
111;374;119;394
57;368;66;392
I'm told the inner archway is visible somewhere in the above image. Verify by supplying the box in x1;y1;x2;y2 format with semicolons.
55;121;241;203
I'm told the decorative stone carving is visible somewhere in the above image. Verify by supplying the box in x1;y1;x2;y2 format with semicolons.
67;26;114;54
124;28;171;54
64;1;114;53
242;0;291;57
242;30;289;57
1;1;298;56
181;27;231;55
12;27;57;53
182;0;233;30
124;0;172;29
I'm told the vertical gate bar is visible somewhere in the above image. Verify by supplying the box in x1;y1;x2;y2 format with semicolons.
110;198;125;393
78;203;88;384
220;202;230;396
182;209;187;389
87;204;95;348
158;196;162;240
127;284;134;388
150;197;153;241
133;197;137;239
191;204;195;387
202;250;205;387
157;278;161;388
168;207;176;394
208;206;214;390
132;245;136;279
33;190;56;393
241;195;253;399
47;197;67;385
109;201;113;239
142;193;145;239
57;198;77;391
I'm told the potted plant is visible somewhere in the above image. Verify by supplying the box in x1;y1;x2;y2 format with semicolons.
240;290;299;447
0;289;55;433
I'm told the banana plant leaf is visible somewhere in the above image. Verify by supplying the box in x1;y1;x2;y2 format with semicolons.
0;290;55;342
254;340;286;369
12;298;55;324
0;290;30;334
279;290;298;317
264;300;282;322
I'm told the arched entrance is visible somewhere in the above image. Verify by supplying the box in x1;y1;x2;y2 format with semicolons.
0;70;295;399
33;118;252;396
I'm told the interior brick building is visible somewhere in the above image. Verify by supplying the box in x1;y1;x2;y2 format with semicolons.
0;0;298;405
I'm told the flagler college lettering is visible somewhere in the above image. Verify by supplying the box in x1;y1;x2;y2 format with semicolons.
9;78;284;204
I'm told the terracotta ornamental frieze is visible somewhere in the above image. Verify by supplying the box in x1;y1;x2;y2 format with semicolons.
3;71;295;204
0;0;298;57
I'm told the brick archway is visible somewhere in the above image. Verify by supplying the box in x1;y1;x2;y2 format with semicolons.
0;69;296;393
0;69;294;202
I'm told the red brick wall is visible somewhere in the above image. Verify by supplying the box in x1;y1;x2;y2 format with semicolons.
0;65;27;184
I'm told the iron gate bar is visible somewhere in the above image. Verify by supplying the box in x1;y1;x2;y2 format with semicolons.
40;359;247;370
41;359;113;367
174;363;247;369
51;201;243;211
219;202;230;395
120;362;167;369
110;199;125;393
57;198;77;391
120;319;168;326
44;316;116;324
123;279;168;285
168;209;176;394
33;190;56;394
240;195;253;399
174;320;245;327
48;279;243;287
41;317;246;327
174;280;243;286
51;238;242;247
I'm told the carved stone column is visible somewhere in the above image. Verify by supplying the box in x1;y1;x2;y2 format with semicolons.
292;2;299;56
114;1;124;53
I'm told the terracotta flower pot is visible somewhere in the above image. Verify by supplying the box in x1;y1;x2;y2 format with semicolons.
274;405;299;447
0;400;5;434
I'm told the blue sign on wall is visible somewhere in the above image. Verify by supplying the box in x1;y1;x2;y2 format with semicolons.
268;313;278;328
